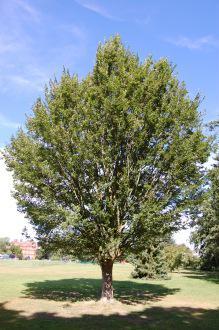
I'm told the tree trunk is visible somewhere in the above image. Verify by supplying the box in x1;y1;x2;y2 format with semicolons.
100;259;114;301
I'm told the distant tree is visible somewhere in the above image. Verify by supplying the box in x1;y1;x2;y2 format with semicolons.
4;36;210;300
131;240;196;278
164;243;195;271
0;238;22;259
0;237;10;254
10;244;23;259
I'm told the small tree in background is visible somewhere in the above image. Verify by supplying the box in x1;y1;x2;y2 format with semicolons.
0;238;22;259
164;243;195;271
131;240;168;279
4;36;210;301
10;244;23;259
0;237;10;254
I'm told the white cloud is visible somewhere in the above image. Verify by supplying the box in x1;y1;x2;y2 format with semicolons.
75;0;123;21
0;114;20;129
0;31;29;55
166;35;219;50
14;0;41;22
0;156;34;240
134;17;151;26
61;24;86;40
0;39;20;54
0;2;45;92
0;1;87;93
3;71;46;92
8;75;32;87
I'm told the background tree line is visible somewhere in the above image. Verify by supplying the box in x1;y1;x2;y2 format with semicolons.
190;121;219;271
0;237;22;259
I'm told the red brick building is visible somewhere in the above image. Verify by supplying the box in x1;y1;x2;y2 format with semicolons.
12;240;38;259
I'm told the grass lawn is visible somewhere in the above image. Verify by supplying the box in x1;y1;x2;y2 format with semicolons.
0;260;218;329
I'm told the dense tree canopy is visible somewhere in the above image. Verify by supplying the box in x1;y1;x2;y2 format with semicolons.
4;36;210;300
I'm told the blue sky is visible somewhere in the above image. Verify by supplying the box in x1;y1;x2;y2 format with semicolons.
0;0;219;146
0;0;218;242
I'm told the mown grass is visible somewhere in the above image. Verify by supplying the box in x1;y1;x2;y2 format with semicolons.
0;260;218;329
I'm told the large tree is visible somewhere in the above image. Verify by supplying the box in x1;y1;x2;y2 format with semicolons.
4;36;210;300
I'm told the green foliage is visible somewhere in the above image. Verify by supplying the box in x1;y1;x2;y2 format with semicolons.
9;244;23;259
164;243;196;271
192;157;219;270
208;120;219;131
35;247;50;260
130;240;197;279
131;240;168;279
4;36;210;264
0;238;22;259
0;237;10;254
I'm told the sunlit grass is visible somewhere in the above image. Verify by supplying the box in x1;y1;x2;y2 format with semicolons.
0;260;218;329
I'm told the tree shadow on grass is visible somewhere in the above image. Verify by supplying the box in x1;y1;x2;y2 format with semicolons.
0;302;219;330
179;270;219;285
23;278;180;305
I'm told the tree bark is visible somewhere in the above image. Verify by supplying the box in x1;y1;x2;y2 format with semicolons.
100;259;114;301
